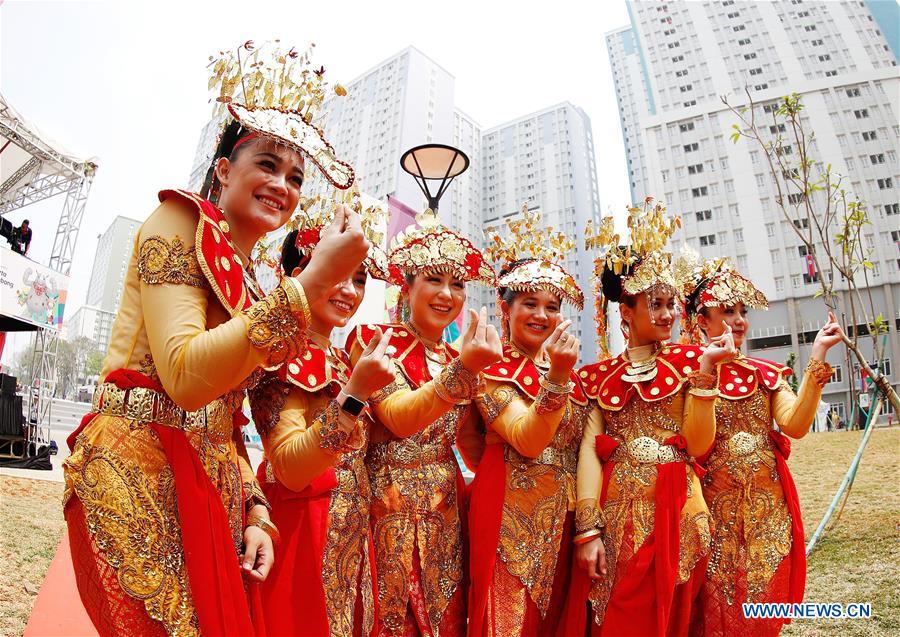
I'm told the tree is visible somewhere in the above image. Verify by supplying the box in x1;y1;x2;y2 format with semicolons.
84;350;104;379
723;91;899;416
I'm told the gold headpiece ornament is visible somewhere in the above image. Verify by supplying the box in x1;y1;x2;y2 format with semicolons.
674;246;768;343
207;40;354;189
485;204;584;309
291;186;391;282
584;197;681;356
387;208;495;287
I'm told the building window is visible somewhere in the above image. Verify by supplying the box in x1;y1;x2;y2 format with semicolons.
854;108;869;118
829;365;843;384
688;163;704;174
818;54;831;61
766;223;775;237
877;178;893;189
679;122;695;132
734;229;744;242
870;154;885;164
749;67;763;76
744;52;758;60
692;186;708;197
788;193;806;204
798;245;814;257
684;142;699;152
794;218;810;229
862;130;877;141
885;203;899;216
696;209;712;221
775;277;784;292
699;234;716;246
846;87;861;97
770;123;787;134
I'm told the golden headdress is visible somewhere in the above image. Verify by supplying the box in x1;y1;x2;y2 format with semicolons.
584;197;681;356
674;246;768;343
387;209;495;287
485;204;584;309
205;40;354;191
291;187;391;282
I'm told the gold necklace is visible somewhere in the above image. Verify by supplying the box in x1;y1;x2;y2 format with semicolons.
404;320;446;363
621;342;662;384
507;339;549;370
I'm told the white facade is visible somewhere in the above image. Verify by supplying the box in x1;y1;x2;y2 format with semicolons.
607;0;899;422
85;216;141;314
479;103;603;362
66;305;116;355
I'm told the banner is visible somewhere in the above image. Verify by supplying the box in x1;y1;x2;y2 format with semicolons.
0;247;69;331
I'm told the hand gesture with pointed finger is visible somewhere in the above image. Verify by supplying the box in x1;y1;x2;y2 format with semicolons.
460;307;503;373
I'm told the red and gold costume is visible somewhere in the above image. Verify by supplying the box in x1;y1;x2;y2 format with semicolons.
676;256;833;637
252;333;376;637
349;212;495;637
63;189;312;636
566;200;713;637
468;205;591;636
63;42;355;636
468;344;589;637
348;324;480;637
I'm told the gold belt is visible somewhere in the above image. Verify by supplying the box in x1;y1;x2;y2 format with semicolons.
367;439;453;468
506;446;577;473
91;382;237;443
726;431;768;457
610;436;686;465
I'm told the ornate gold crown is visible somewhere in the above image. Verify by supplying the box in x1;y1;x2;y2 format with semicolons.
486;204;583;309
290;186;390;281
387;208;495;287
584;197;681;356
208;40;354;189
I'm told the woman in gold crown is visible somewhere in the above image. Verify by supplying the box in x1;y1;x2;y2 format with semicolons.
466;208;590;637
346;211;501;637
676;254;844;637
250;210;394;637
62;41;370;637
566;200;735;637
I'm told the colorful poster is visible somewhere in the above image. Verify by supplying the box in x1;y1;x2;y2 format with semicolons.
0;247;69;331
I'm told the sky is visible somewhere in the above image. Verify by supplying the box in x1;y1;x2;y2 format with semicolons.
0;0;633;361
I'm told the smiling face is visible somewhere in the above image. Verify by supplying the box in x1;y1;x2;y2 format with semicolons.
295;264;367;335
404;270;466;340
620;289;677;345
501;289;561;355
697;302;748;348
215;136;305;236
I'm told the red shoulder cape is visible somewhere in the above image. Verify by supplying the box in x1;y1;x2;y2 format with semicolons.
279;340;350;395
348;323;458;388
482;343;588;405
159;189;250;315
579;343;705;411
716;355;790;400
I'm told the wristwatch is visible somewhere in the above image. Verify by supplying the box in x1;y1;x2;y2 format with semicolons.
336;390;366;417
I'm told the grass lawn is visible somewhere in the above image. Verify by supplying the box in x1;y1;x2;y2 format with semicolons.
0;428;896;636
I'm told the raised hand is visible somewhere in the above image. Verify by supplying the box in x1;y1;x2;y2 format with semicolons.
345;327;395;400
700;321;737;373
296;205;371;303
545;319;580;384
811;311;845;360
460;307;503;373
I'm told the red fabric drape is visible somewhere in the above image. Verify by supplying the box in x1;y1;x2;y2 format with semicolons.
768;430;806;608
466;444;507;637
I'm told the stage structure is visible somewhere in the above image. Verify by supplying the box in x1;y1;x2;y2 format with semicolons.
0;92;97;456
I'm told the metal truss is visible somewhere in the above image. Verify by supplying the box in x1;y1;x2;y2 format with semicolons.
0;94;97;456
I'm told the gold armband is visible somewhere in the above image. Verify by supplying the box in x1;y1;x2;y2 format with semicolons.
244;279;308;369
246;515;281;547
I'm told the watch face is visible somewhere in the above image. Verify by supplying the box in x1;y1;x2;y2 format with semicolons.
340;395;366;417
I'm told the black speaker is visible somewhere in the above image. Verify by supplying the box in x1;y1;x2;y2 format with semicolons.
0;374;16;396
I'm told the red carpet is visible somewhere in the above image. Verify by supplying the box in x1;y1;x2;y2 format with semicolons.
24;532;98;637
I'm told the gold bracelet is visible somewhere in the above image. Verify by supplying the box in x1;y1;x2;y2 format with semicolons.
687;370;717;390
573;529;603;545
246;515;281;547
688;387;720;400
806;358;834;387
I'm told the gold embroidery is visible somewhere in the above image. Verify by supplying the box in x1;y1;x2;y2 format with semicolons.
137;236;207;288
243;279;308;369
318;401;364;454
476;385;516;424
805;358;834;387
243;479;271;511
249;374;291;436
703;388;793;604
434;358;481;404
369;379;401;405
534;385;569;416
138;353;159;382
65;442;198;636
576;503;605;533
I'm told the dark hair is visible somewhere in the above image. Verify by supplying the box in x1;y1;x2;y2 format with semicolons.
683;280;707;317
404;272;416;288
200;121;256;199
22;219;29;225
600;253;643;306
280;230;305;275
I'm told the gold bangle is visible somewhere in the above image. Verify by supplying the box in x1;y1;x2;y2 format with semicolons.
574;529;603;545
246;515;281;547
689;387;720;400
806;358;834;387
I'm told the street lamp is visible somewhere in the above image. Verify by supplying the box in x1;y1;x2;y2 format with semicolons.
400;143;469;212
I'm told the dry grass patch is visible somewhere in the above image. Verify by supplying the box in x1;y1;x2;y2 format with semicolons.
783;427;899;637
0;476;66;637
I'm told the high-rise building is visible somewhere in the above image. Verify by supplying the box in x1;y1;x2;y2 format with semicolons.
607;0;899;423
65;305;116;355
85;215;142;314
479;103;603;362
